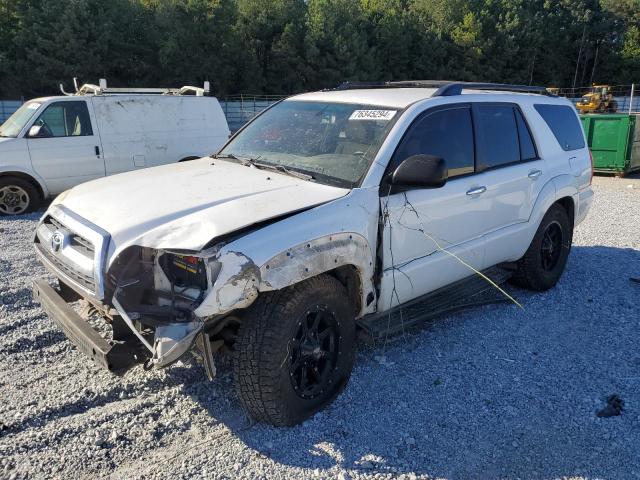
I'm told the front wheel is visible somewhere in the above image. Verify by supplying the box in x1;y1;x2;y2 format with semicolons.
0;176;39;215
233;274;356;426
510;204;572;291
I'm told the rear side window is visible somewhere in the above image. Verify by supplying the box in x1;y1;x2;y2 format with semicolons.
515;109;537;160
475;105;520;170
393;106;474;178
534;104;585;151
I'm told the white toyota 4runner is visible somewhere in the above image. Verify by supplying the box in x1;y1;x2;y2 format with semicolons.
32;82;594;426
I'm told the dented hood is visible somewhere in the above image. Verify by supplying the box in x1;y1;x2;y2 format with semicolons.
59;157;348;258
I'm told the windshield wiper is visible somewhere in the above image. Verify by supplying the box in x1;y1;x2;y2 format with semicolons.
213;153;314;181
211;153;240;160
253;162;315;181
212;153;261;165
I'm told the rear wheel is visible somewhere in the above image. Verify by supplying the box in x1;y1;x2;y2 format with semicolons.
510;204;572;291
233;274;356;426
0;176;39;215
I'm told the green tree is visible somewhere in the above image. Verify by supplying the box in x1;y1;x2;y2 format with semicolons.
234;0;307;94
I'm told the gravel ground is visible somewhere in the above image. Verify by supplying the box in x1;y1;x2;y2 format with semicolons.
1;175;639;480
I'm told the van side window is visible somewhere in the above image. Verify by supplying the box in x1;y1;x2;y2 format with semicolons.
392;106;474;179
33;101;93;138
534;104;585;151
515;108;538;160
475;104;520;170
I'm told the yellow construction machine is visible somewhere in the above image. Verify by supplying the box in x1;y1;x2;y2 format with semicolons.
576;85;617;113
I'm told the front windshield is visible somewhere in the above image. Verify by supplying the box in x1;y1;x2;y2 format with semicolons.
219;100;401;187
0;101;42;138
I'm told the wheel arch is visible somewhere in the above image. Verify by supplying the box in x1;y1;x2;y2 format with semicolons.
257;233;375;318
555;196;576;228
193;233;377;319
0;170;47;201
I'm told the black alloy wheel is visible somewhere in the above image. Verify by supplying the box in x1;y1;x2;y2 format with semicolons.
288;305;340;399
540;221;563;271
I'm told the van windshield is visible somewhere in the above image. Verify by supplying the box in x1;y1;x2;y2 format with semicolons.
0;101;42;138
218;100;400;188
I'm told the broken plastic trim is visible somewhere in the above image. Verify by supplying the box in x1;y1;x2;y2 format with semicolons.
112;283;154;353
112;281;204;368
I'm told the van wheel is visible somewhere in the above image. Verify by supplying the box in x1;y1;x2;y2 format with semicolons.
0;177;39;215
510;204;572;291
233;274;356;426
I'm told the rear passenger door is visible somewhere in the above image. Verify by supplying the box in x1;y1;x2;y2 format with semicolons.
470;103;545;266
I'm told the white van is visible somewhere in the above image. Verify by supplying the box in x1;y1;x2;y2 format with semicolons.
0;82;230;215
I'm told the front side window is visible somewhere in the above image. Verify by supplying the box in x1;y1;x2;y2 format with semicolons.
534;104;585;151
392;106;475;179
475;104;520;170
32;101;93;138
219;101;400;187
0;101;42;138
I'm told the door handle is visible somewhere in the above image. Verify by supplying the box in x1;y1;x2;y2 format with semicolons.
528;169;542;179
95;146;100;157
466;186;487;196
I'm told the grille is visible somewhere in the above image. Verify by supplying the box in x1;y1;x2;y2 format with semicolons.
36;215;97;292
36;243;96;290
42;216;95;259
70;233;95;257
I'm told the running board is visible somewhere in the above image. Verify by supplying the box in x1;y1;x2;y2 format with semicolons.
358;267;512;341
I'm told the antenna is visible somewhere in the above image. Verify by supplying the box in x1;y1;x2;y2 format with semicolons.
203;81;210;96
73;77;79;92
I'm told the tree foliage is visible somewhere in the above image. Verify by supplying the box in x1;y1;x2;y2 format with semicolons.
1;0;639;97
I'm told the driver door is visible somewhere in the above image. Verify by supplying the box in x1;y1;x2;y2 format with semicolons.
26;100;105;195
378;104;487;311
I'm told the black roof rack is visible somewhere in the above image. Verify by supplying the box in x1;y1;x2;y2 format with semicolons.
333;80;552;96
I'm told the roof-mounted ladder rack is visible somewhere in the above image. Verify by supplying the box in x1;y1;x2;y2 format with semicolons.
61;78;211;97
333;80;552;96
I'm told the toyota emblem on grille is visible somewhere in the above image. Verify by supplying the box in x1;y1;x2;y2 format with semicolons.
50;231;64;253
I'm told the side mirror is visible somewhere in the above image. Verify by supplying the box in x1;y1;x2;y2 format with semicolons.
390;154;447;189
27;125;45;138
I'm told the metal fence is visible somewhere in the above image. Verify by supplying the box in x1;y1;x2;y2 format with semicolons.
220;94;284;132
554;84;639;114
2;86;638;126
0;99;23;123
0;95;284;129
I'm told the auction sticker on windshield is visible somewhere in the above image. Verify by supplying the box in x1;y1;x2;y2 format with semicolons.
349;110;397;121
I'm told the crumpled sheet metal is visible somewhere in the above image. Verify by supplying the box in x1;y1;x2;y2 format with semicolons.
194;233;376;319
194;251;260;318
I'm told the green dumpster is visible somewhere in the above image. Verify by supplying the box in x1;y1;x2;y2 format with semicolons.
580;113;640;175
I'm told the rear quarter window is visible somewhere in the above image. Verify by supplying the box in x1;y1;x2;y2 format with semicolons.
534;104;585;151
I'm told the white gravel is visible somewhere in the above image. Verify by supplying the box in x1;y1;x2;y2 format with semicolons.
1;176;639;480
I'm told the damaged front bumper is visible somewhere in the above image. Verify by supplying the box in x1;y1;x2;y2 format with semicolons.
32;276;222;377
111;284;203;369
32;279;142;372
